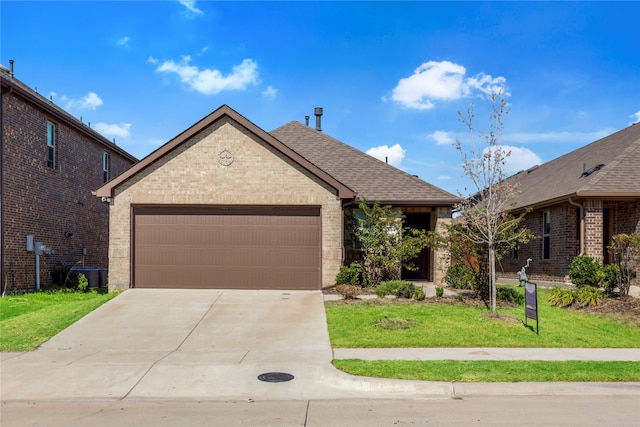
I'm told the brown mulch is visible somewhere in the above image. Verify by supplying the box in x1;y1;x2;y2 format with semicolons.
575;295;640;318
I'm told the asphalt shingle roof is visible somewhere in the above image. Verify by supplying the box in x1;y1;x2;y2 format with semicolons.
271;121;458;205
505;123;640;209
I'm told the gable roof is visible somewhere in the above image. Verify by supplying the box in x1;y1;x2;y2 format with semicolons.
505;123;640;209
0;65;137;163
95;105;355;199
271;121;459;206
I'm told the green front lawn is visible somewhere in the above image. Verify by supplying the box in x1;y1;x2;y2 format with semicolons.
0;290;119;351
325;288;640;348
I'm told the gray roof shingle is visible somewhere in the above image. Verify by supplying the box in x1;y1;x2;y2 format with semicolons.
505;123;640;209
271;121;458;205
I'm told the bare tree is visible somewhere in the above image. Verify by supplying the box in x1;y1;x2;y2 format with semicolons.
455;90;532;313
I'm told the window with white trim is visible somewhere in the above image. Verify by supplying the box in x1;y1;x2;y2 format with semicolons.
542;210;551;260
102;151;110;183
46;122;56;169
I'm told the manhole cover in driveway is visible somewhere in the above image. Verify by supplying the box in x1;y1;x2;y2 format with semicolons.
258;372;295;383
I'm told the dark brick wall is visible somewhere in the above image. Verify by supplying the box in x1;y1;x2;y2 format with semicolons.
498;202;579;283
498;200;640;284
2;90;134;291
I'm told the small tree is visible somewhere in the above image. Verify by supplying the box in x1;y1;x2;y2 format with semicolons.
608;233;640;296
454;90;533;312
354;200;427;287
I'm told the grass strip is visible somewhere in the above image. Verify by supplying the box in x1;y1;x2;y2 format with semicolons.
0;291;118;351
333;360;640;382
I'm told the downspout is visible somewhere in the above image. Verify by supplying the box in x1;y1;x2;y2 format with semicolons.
0;83;11;295
568;197;584;256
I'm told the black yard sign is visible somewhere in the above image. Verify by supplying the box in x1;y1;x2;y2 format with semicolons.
524;281;539;334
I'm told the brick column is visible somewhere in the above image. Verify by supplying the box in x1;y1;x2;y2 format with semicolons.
433;207;452;286
584;199;604;263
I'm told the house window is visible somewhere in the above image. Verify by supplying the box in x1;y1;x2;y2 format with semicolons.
542;210;551;260
102;152;110;183
46;122;56;169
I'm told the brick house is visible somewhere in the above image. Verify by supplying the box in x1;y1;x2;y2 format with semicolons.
1;64;137;292
497;123;640;284
96;105;458;291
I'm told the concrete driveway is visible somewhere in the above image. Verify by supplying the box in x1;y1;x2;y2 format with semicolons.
1;289;450;401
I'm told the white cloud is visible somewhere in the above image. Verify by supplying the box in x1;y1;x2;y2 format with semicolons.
117;36;131;47
178;0;203;15
63;91;103;111
146;56;159;64
630;110;640;125
95;122;132;139
366;144;406;167
389;60;507;110
262;85;277;99
430;130;454;145
484;145;541;176
438;175;451;181
156;57;259;95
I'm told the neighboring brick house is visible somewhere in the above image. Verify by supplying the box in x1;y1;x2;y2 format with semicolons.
497;123;640;284
96;105;458;291
1;64;137;292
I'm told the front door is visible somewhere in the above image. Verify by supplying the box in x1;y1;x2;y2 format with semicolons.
402;214;431;281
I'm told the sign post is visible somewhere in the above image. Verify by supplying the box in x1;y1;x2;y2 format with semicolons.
524;281;539;334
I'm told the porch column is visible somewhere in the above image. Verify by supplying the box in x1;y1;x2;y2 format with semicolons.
433;207;452;286
583;199;604;263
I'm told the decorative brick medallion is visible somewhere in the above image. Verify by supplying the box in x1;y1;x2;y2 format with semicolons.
218;148;234;166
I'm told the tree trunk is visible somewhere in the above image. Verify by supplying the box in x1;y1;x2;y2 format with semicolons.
489;246;496;313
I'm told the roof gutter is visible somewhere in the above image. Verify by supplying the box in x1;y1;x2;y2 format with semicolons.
568;197;584;256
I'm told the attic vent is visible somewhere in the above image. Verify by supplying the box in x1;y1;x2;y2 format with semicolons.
527;165;539;174
581;163;605;177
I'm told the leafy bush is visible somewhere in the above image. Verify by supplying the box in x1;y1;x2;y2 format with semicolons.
575;286;601;307
444;263;474;289
601;264;619;296
413;287;426;301
568;256;603;287
548;287;575;307
396;282;416;299
435;286;444;298
376;280;405;297
496;286;524;305
76;273;89;292
335;284;361;299
335;262;363;286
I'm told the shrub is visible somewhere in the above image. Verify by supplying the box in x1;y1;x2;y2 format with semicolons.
395;282;416;299
335;262;363;287
575;285;601;307
568;256;603;287
335;284;361;299
435;286;444;298
444;263;474;289
376;280;406;297
601;264;619;296
413;287;426;301
76;273;89;292
496;286;524;305
548;287;575;307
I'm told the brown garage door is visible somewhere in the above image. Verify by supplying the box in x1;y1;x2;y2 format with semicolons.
134;207;321;290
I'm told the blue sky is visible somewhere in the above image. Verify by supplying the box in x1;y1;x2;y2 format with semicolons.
2;1;639;195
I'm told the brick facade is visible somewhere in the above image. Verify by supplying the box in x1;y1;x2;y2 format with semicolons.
1;79;135;292
108;118;344;290
497;199;640;284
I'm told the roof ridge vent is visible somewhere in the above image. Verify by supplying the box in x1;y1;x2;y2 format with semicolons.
581;163;605;177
